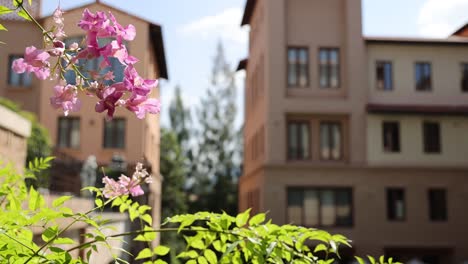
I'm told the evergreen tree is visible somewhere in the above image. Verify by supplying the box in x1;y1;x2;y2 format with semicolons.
160;128;187;262
189;41;240;215
169;85;191;149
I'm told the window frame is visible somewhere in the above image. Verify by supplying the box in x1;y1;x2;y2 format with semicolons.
286;187;354;228
287;120;311;161
318;47;340;89
386;187;406;222
103;118;126;149
319;121;343;161
7;54;33;88
382;121;400;153
375;60;393;91
423;121;441;154
415;62;432;92
287;46;309;88
57;117;81;149
428;188;448;222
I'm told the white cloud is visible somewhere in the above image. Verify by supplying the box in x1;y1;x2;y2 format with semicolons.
418;0;468;37
178;7;248;45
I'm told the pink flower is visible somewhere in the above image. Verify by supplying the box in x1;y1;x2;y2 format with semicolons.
123;65;158;96
118;175;144;197
125;96;161;119
50;85;82;116
100;40;137;66
48;40;65;57
102;176;126;198
95;85;124;120
108;13;136;43
53;7;66;38
12;46;51;80
78;9;111;34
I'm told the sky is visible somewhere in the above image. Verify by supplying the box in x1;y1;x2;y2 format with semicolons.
41;0;468;127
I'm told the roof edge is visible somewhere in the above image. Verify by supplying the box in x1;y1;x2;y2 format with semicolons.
241;0;256;26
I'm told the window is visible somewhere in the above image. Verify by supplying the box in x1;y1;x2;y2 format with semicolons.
319;48;340;88
103;118;126;149
287;121;310;160
462;63;468;92
387;188;405;221
287;188;353;227
423;122;441;153
415;62;432;91
8;55;32;87
428;189;447;221
320;122;342;160
57;117;80;149
287;47;309;87
376;61;393;91
63;37;126;85
383;122;400;152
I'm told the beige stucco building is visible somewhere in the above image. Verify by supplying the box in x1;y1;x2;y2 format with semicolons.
238;0;468;263
0;0;168;259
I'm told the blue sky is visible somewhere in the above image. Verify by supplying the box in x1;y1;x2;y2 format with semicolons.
42;0;468;127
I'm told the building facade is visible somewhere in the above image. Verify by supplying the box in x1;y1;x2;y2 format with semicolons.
0;0;167;245
238;0;468;263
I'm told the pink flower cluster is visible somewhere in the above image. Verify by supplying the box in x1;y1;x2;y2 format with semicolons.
11;7;161;120
102;162;152;199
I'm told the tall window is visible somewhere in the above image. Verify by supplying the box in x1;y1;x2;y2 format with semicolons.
376;61;393;91
461;63;468;92
320;122;342;160
63;37;126;85
415;62;432;91
383;122;400;153
287;121;310;160
428;189;447;221
287;47;309;87
387;188;405;221
8;55;32;87
319;48;340;89
287;188;353;227
423;122;441;153
103;118;126;149
57;117;80;149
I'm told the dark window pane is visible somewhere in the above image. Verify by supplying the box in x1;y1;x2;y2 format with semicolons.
387;188;405;221
376;61;393;91
423;122;441;153
287;121;310;160
103;118;126;149
320;122;342;160
287;188;352;227
319;48;340;89
288;47;308;88
57;117;80;149
429;189;447;221
461;63;468;92
415;62;432;91
383;122;400;152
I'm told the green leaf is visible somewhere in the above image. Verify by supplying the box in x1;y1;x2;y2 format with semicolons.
28;0;32;5
54;237;75;245
235;209;250;227
28;187;40;211
190;239;205;250
17;9;31;21
0;23;7;31
135;248;153;260
95;198;103;207
368;256;376;264
141;214;152;225
154;260;168;264
0;6;13;15
154;245;170;256
42;226;58;242
314;244;328;253
204;249;217;264
248;213;265;226
52;196;72;207
198;256;208;264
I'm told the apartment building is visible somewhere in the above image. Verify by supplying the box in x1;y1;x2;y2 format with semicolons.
0;0;168;241
238;0;468;263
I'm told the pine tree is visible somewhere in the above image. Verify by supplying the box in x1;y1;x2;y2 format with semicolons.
160;128;188;262
189;41;241;215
